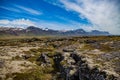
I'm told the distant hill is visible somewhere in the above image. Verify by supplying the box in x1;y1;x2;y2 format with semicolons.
0;26;110;36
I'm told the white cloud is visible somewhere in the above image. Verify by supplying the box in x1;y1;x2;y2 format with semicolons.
14;5;42;15
59;0;120;34
36;21;75;30
0;5;42;15
36;20;94;31
0;19;36;28
0;6;21;12
0;20;10;24
0;18;96;31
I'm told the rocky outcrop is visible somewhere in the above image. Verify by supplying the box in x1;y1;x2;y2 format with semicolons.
52;51;118;80
53;53;64;72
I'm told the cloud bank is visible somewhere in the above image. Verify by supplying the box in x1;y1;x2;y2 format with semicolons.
0;19;36;28
59;0;120;34
0;18;92;31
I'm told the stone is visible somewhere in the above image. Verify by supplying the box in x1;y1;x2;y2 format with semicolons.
0;60;5;68
37;53;50;64
22;54;31;59
63;48;75;52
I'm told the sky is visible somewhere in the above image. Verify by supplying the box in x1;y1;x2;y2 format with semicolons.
0;0;120;34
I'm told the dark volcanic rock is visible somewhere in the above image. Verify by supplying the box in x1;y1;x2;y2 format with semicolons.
84;40;96;44
63;48;75;52
37;53;50;64
22;54;31;59
53;53;64;72
52;52;118;80
0;60;5;68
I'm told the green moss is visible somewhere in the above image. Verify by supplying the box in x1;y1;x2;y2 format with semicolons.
36;48;54;52
30;48;38;53
12;55;21;60
27;54;39;62
95;60;105;66
60;60;67;66
23;51;31;54
12;67;53;80
100;44;113;52
81;44;94;50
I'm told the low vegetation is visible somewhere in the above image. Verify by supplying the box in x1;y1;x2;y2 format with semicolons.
0;36;120;80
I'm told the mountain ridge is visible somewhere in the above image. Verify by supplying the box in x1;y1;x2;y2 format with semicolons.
0;26;110;36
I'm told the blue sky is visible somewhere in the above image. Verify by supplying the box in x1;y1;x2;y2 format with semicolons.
0;0;120;34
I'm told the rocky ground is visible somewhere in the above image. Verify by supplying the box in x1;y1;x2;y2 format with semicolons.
0;36;120;80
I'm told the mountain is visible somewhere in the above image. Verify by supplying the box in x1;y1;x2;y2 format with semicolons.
89;30;110;35
62;29;87;36
0;27;25;36
0;26;110;36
